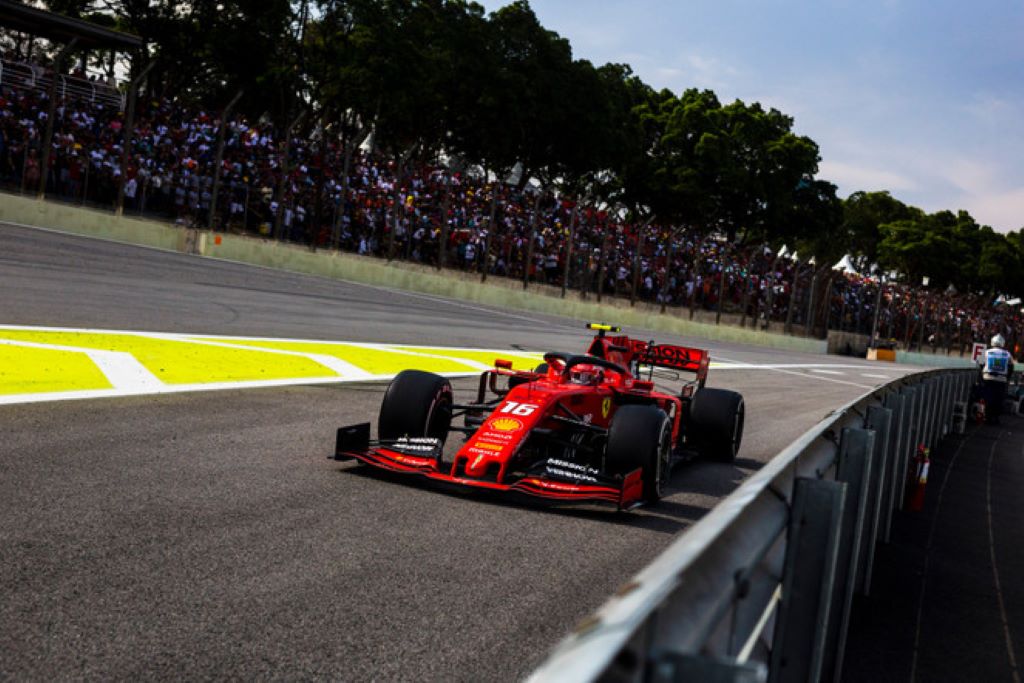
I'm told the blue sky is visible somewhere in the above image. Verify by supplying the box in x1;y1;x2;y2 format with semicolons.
478;0;1024;233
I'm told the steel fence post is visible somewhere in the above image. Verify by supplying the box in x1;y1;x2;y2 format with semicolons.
37;38;78;200
824;427;875;682
116;60;155;216
942;374;954;436
920;379;932;449
926;378;938;448
209;90;243;230
768;478;846;683
861;405;892;595
895;387;917;510
881;392;905;542
937;375;948;437
918;379;930;450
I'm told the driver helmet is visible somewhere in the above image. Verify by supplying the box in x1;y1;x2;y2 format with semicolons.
991;334;1006;348
570;366;603;385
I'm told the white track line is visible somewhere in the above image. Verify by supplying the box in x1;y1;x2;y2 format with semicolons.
0;323;543;356
910;433;974;682
145;335;371;379
0;338;164;391
987;436;1021;683
757;366;875;390
713;362;895;370
87;351;164;390
0;370;481;406
810;369;847;376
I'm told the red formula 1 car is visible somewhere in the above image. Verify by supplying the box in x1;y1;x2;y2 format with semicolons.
333;324;744;510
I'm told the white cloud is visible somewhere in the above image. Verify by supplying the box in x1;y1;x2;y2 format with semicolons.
951;186;1024;233
819;160;918;193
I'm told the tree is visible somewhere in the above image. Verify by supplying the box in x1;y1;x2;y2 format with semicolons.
877;214;955;287
45;0;300;118
842;191;920;273
977;232;1022;296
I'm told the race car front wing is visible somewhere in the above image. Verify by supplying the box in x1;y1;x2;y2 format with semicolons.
333;423;644;509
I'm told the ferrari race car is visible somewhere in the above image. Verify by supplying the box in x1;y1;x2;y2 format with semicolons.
333;324;745;510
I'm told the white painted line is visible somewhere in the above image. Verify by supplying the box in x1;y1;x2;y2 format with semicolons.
88;351;164;390
0;324;544;357
713;362;881;370
861;373;893;379
987;437;1021;683
340;339;545;357
376;348;492;370
758;366;875;390
910;433;974;682
0;338;164;391
145;335;369;379
810;369;847;376
0;370;482;406
0;337;110;354
738;584;782;663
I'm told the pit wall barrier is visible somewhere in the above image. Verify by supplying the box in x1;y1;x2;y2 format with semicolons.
527;368;975;683
1;193;822;353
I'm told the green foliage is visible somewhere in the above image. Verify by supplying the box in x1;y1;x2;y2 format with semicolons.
877;215;954;287
43;0;302;119
841;191;920;273
876;208;1023;297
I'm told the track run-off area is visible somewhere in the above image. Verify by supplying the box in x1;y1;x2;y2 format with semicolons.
0;224;924;680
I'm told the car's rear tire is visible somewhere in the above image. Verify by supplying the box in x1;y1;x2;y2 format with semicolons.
606;405;672;503
378;370;453;444
687;388;744;462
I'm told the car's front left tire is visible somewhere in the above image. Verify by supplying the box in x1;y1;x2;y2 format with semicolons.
378;370;453;444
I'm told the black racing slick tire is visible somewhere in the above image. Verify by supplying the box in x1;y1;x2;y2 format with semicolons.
378;370;453;445
687;388;744;462
606;405;672;504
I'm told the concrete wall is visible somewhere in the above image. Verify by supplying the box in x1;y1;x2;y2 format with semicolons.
896;351;976;368
0;193;189;252
827;330;872;357
2;192;826;353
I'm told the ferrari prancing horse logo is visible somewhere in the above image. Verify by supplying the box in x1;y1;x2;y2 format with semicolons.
601;397;611;418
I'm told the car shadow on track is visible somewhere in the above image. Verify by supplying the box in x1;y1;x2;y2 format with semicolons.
335;461;728;535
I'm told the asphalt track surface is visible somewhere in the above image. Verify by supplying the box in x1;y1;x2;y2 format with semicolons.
0;224;923;680
845;413;1024;683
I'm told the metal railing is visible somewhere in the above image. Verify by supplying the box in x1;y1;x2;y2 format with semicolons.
0;58;124;110
528;368;974;683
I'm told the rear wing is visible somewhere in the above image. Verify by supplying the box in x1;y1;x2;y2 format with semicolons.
584;323;710;385
624;338;708;379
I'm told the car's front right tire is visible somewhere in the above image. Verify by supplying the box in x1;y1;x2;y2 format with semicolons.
606;404;672;504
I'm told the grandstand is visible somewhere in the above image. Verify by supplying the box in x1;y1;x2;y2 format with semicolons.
0;1;1019;359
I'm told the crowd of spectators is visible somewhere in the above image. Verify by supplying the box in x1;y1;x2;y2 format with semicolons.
1;54;1020;356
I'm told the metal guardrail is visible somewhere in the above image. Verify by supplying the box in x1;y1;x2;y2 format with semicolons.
528;368;975;683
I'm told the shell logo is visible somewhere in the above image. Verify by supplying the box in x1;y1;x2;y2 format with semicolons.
490;417;524;432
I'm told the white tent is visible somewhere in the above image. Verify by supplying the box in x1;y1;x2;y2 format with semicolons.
832;254;860;275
